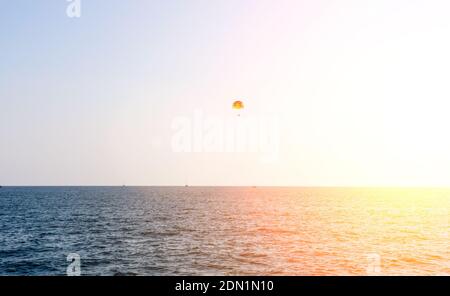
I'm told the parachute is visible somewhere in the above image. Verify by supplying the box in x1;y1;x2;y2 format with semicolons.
233;100;244;110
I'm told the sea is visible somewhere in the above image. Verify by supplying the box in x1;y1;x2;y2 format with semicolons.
0;187;448;275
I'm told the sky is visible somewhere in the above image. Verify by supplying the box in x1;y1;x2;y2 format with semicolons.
1;0;450;186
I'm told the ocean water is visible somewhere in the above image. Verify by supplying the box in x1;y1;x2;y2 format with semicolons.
0;187;448;276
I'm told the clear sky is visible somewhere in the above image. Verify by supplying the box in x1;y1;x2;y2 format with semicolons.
1;0;450;186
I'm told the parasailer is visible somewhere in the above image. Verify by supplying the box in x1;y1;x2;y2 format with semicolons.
232;100;244;116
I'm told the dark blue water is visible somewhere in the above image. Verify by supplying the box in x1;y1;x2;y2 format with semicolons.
0;187;189;275
0;187;448;275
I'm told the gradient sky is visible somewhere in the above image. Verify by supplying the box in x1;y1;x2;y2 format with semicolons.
1;0;450;186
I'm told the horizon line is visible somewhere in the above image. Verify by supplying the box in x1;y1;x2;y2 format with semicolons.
2;185;450;189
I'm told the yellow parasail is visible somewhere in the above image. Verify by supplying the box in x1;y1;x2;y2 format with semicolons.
232;100;244;110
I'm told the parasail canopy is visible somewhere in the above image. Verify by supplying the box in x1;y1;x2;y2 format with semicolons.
232;100;244;110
